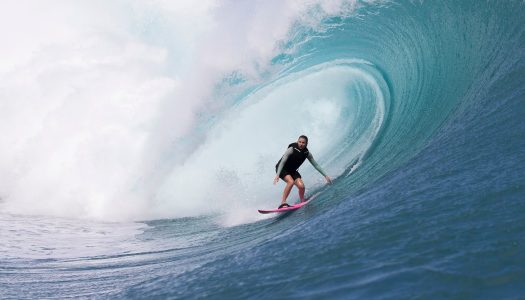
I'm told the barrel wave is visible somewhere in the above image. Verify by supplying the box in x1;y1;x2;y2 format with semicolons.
1;0;524;299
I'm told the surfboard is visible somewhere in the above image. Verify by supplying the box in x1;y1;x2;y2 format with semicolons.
258;199;310;214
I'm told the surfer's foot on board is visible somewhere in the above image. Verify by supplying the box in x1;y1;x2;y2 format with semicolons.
278;203;291;209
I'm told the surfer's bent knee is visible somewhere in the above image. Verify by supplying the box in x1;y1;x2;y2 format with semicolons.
295;180;305;189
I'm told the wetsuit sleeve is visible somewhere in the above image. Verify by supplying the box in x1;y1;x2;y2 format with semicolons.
307;153;327;177
276;147;294;175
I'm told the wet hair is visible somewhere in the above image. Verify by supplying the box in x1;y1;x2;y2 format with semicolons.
298;135;308;144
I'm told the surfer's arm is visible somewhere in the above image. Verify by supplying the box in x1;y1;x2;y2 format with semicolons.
307;153;332;184
307;153;327;176
276;147;293;176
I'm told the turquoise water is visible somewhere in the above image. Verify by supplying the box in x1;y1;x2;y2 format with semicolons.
1;0;524;298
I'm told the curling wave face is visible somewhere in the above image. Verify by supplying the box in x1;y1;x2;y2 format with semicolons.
153;59;388;221
0;0;509;221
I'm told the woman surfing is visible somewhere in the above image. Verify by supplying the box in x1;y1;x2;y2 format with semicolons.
274;135;332;208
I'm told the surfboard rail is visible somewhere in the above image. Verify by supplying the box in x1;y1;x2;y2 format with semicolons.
258;200;310;214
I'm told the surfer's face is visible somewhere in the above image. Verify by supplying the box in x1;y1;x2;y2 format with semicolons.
297;138;307;149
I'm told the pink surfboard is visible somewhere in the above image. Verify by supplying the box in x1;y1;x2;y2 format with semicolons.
258;199;311;214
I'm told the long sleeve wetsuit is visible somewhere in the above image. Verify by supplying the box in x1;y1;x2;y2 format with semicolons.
276;147;327;177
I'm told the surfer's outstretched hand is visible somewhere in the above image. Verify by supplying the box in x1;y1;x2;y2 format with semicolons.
325;176;333;185
273;175;280;185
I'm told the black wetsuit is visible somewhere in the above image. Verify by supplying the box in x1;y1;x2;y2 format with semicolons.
275;142;327;180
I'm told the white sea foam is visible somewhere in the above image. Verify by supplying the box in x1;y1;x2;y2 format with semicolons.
0;1;367;221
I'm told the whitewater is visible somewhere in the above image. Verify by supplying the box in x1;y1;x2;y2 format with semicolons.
1;0;524;299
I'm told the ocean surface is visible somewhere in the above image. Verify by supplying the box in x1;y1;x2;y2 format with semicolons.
1;0;524;299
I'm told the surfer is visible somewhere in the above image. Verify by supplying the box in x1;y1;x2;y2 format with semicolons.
274;135;332;208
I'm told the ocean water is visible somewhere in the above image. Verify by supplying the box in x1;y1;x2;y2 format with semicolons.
1;0;524;299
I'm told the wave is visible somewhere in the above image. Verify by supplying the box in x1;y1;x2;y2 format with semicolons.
1;0;523;225
2;1;524;298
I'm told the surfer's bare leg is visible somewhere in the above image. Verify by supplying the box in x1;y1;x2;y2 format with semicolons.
281;175;294;205
295;178;306;202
